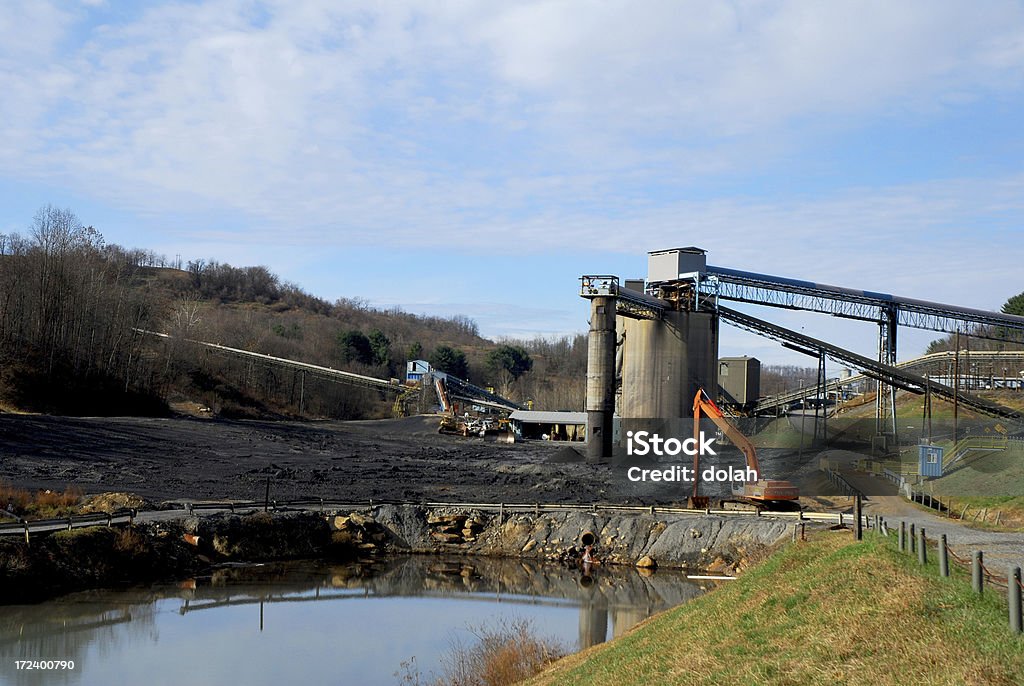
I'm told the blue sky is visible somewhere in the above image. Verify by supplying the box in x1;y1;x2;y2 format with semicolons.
2;1;1023;367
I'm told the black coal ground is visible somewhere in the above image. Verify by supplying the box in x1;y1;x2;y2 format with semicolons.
0;414;822;507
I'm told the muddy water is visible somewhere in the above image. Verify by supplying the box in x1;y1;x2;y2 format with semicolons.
0;556;709;686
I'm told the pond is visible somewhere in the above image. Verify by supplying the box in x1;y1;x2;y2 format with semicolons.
1;556;711;686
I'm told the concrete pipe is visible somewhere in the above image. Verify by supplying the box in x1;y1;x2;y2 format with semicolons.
580;531;597;547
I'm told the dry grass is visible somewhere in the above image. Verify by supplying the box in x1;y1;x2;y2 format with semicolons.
113;527;149;555
0;481;83;519
527;531;1024;686
398;618;564;686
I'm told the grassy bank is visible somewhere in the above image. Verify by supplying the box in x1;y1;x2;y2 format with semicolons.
527;531;1024;686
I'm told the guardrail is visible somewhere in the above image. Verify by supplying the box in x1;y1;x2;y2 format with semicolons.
886;520;1024;636
0;509;136;541
165;497;860;526
1;499;864;542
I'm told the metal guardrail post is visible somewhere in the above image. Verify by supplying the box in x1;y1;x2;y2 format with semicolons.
973;551;984;595
939;535;949;577
918;528;926;565
1011;567;1023;634
1003;569;1019;634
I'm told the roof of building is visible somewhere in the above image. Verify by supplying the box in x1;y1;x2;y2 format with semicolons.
509;410;587;424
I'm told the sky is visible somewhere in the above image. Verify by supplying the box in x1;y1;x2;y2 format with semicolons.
2;0;1023;369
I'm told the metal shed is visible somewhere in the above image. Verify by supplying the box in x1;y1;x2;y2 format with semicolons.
509;410;587;441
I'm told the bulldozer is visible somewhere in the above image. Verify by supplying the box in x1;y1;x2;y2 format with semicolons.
688;388;800;511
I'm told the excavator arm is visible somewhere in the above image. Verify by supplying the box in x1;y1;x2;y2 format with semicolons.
693;388;760;478
691;388;799;508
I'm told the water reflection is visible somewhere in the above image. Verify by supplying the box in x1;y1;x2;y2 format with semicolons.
0;556;707;686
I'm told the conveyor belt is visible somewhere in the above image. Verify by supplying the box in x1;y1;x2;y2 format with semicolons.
752;350;1024;414
705;265;1024;341
718;306;1022;420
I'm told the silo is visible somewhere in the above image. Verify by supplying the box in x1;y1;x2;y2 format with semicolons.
618;309;718;419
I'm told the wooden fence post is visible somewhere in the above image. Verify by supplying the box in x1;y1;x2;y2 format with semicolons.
918;528;926;565
939;534;949;577
855;495;863;541
973;551;984;595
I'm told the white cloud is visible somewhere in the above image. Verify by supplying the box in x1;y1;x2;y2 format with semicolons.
2;0;1022;373
1;0;1023;282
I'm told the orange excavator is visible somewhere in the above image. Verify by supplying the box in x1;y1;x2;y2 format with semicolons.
689;388;801;511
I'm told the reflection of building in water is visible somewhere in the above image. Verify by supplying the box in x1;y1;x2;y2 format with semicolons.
577;602;655;648
611;607;649;640
578;602;608;650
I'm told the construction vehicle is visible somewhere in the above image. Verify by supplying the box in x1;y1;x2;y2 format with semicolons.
689;388;800;511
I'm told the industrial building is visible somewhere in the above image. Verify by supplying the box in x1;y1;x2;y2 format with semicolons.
508;410;587;441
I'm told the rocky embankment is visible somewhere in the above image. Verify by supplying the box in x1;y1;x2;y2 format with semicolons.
352;505;795;572
2;506;801;602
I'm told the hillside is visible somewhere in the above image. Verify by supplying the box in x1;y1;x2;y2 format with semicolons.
527;531;1024;686
0;207;586;419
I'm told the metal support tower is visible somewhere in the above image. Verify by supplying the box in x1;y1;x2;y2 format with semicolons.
877;304;899;443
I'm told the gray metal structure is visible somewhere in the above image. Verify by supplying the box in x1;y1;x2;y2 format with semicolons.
640;255;1024;436
752;350;1024;415
718;356;760;406
699;266;1024;341
584;249;1024;455
718;305;1021;420
580;273;720;458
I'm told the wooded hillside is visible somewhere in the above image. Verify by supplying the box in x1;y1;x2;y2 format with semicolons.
0;206;588;418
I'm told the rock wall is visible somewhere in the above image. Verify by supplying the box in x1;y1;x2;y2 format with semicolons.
368;505;797;572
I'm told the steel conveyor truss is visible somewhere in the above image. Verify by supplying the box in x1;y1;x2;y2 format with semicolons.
717;306;1022;421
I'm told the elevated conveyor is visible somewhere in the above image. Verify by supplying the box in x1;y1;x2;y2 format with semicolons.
751;350;1024;414
135;330;523;412
703;266;1024;341
717;306;1022;421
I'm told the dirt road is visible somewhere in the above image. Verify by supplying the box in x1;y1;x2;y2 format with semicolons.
835;458;1024;571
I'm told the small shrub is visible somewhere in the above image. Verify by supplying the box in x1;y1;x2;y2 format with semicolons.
114;527;149;555
435;618;565;686
0;482;82;518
